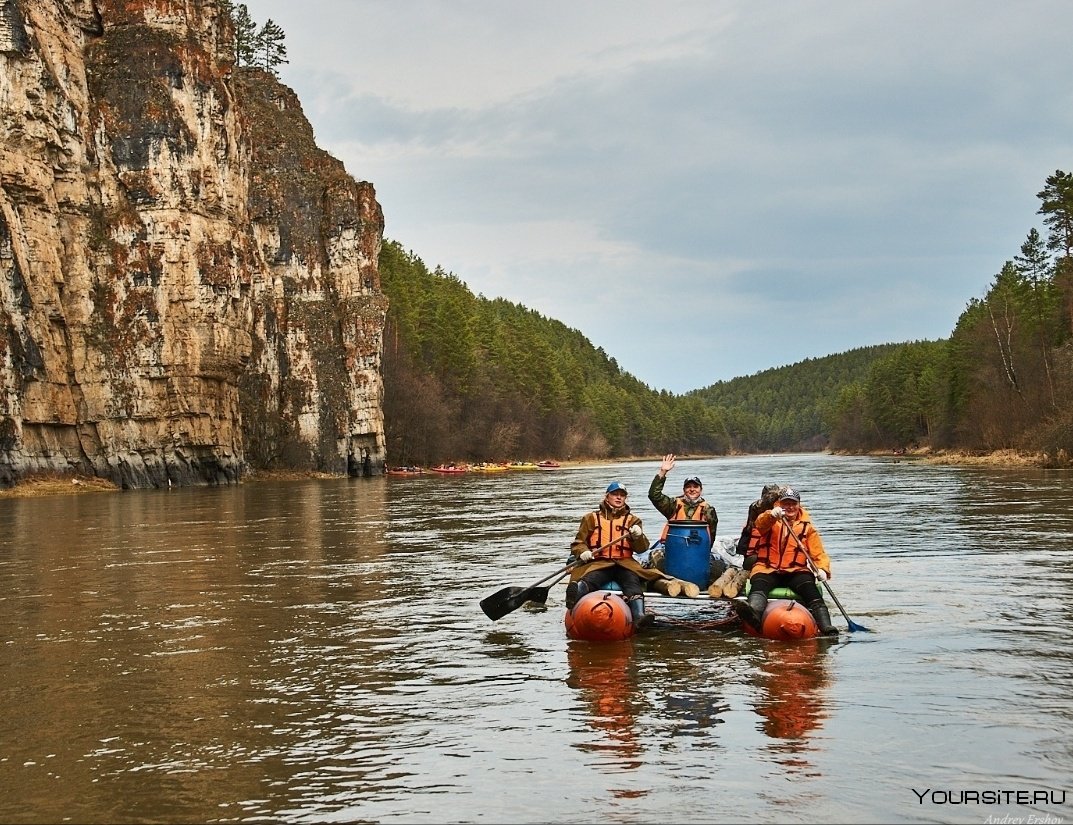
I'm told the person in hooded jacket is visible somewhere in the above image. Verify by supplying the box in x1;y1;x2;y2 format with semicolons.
736;482;784;567
567;481;662;628
735;485;838;636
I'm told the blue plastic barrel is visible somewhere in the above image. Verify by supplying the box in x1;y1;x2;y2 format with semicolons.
663;520;712;588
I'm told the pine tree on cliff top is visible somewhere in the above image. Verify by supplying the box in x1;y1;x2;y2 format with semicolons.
257;19;288;77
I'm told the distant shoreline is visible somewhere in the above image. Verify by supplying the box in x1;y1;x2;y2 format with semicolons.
566;448;1063;469
0;448;1061;500
859;447;1063;468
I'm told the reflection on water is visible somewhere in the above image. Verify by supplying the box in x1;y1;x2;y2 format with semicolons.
751;638;832;776
1;457;1072;824
567;641;643;773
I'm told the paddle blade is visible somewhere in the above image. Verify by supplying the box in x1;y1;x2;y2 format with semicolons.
845;617;873;633
525;586;551;606
480;587;527;621
480;585;551;621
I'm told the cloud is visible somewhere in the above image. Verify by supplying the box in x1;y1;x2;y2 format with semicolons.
243;0;1073;392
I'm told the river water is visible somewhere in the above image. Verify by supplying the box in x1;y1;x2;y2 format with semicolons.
1;454;1070;824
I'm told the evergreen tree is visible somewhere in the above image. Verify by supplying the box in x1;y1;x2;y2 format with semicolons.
257;19;288;77
232;3;259;68
1037;170;1073;338
1014;228;1058;406
1015;227;1053;284
1037;170;1073;258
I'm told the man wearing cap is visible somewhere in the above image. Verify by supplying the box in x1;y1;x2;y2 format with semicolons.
647;453;719;549
567;481;662;628
735;485;837;636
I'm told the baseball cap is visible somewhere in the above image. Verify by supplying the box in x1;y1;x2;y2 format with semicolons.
778;486;801;502
605;481;628;495
683;475;702;488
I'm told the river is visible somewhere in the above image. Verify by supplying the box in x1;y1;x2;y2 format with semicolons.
1;454;1070;824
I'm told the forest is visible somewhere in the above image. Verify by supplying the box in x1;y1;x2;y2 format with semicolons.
381;170;1073;468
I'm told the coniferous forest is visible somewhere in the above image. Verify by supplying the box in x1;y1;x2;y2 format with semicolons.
380;171;1073;468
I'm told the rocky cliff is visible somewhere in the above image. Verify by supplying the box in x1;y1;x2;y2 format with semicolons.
0;0;387;488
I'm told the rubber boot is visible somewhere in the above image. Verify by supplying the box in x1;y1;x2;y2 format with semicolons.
565;580;589;609
628;596;654;629
809;599;839;636
735;590;768;631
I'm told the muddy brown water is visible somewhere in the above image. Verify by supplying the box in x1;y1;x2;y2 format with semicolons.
1;454;1070;823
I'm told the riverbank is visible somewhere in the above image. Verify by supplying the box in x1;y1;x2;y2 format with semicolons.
0;468;340;499
0;473;120;499
571;449;1067;469
2;448;1065;500
883;447;1069;468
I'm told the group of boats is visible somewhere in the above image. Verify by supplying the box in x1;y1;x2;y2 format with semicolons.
387;460;561;476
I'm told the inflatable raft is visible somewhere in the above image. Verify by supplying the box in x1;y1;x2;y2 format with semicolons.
564;523;823;643
732;594;819;641
563;587;818;642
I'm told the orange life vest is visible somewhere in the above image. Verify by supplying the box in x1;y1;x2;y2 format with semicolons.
743;524;763;557
658;498;712;543
755;518;811;571
588;511;633;560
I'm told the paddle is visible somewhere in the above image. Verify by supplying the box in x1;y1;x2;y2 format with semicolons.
479;562;577;621
479;534;633;621
778;515;873;633
510;564;580;608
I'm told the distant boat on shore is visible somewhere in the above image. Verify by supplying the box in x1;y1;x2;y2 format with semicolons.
386;466;426;476
431;464;469;474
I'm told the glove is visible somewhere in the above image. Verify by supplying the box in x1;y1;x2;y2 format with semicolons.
770;506;785;519
579;550;593;562
816;568;829;582
629;524;643;538
743;554;757;571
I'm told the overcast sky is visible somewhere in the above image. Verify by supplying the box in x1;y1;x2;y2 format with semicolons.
240;0;1073;394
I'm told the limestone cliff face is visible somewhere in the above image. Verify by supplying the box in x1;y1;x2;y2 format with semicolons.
0;0;387;488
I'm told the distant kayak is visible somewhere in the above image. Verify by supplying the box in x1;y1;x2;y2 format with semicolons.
431;464;468;474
